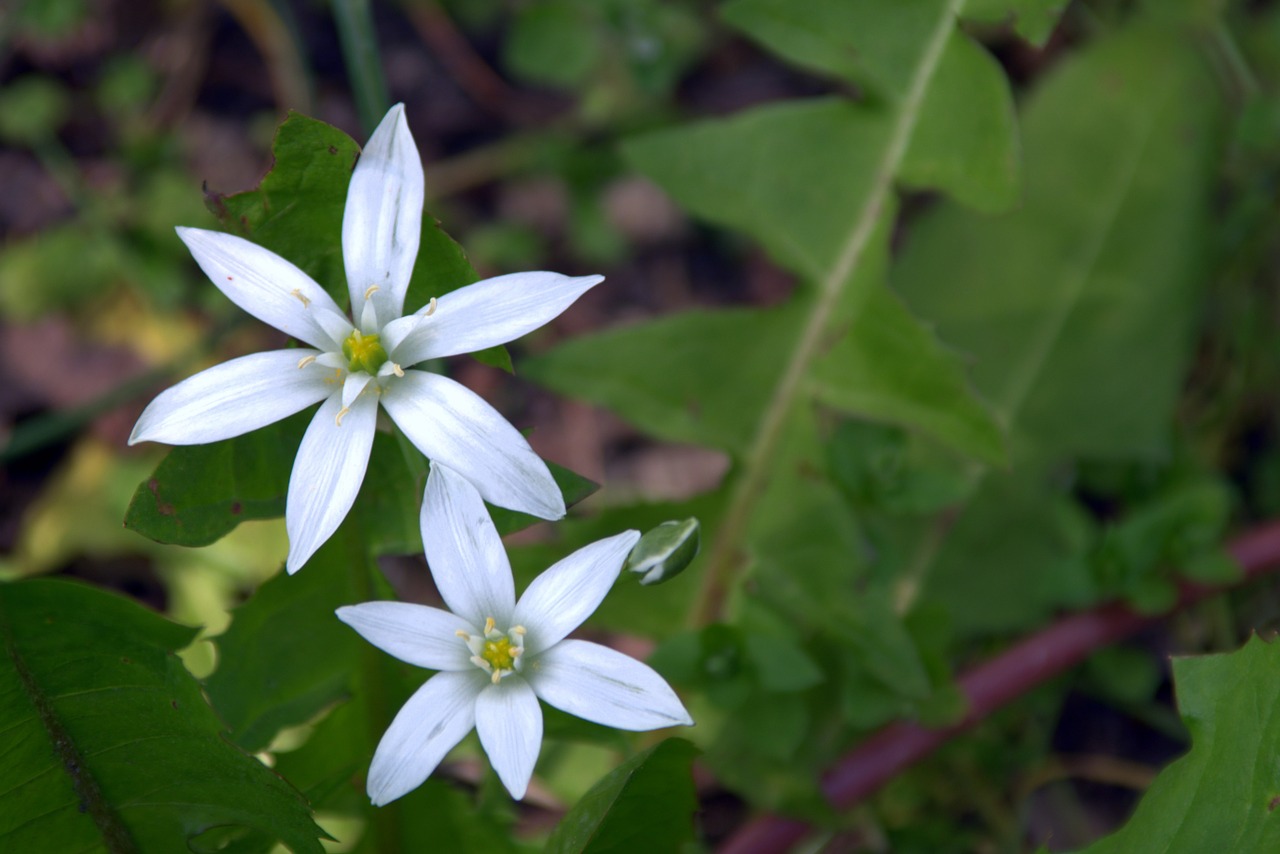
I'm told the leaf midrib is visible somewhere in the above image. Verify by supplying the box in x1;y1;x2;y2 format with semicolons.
691;0;966;625
1;610;136;853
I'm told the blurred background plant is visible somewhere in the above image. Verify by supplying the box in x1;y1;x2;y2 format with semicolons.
4;0;1280;852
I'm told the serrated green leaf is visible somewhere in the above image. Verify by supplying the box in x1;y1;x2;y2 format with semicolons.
0;578;325;853
1078;636;1280;853
544;739;699;854
207;113;359;302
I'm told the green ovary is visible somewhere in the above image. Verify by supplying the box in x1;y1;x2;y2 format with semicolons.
482;638;517;671
342;330;387;374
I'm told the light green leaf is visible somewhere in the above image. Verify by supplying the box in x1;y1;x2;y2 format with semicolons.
896;26;1221;462
1078;636;1280;853
524;302;800;456
0;578;325;853
721;0;947;98
624;99;892;284
902;29;1020;213
544;739;699;854
964;0;1067;46
810;284;1006;464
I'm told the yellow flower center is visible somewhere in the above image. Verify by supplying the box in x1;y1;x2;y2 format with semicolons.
342;330;387;375
482;637;517;671
458;617;526;684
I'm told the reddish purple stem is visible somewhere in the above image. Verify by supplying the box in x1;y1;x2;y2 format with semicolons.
719;520;1280;854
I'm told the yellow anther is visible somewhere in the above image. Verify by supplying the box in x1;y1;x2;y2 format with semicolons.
510;647;523;658
511;626;526;636
484;617;496;635
455;629;470;640
425;297;438;316
290;288;311;307
335;406;350;426
297;354;318;369
364;284;380;300
390;362;404;377
490;670;501;685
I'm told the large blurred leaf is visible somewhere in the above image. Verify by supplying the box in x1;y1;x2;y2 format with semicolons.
964;0;1066;46
904;26;1223;630
525;303;800;456
0;578;325;853
544;739;699;854
1078;636;1280;853
723;0;1020;211
896;26;1220;463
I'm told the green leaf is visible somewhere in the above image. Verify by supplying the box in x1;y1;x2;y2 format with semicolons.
902;29;1020;213
124;413;304;547
719;0;1020;211
524;303;800;456
208;113;360;302
127;417;596;550
810;284;1006;464
895;26;1221;463
0;578;325;853
543;739;699;854
964;0;1067;46
203;531;367;753
1078;636;1280;853
721;0;947;97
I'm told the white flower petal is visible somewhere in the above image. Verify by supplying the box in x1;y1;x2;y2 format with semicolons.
379;312;422;356
528;639;693;731
285;391;378;573
176;227;348;351
475;679;542;800
421;463;516;626
342;372;372;409
343;103;424;323
388;272;604;367
129;349;331;446
381;370;565;520
513;531;640;654
336;602;475;671
367;670;484;806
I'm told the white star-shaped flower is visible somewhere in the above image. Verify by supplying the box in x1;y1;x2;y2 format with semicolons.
337;463;693;803
129;104;601;572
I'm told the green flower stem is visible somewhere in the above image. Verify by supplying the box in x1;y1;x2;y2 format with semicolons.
688;0;967;628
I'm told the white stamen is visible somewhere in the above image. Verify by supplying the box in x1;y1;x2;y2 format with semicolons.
425;297;438;317
297;355;317;369
364;284;380;300
335;406;350;426
391;362;404;377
